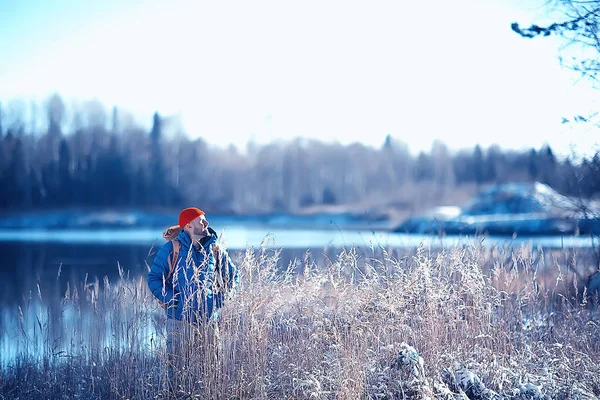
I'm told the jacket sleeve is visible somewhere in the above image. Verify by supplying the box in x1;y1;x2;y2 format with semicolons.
148;242;175;304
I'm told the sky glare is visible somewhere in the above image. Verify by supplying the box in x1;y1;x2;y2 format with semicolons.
1;0;598;157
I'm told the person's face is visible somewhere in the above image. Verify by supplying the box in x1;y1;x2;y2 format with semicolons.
188;215;209;238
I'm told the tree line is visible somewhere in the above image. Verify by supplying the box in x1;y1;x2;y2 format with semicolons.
0;95;598;214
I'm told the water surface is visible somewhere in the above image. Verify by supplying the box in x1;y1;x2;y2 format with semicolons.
0;223;596;368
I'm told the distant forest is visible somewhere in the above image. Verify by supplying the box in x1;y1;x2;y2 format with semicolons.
0;95;599;215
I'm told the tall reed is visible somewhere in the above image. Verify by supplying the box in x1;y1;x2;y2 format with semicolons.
1;242;599;399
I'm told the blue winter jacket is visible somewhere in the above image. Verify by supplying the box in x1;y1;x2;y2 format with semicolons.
148;227;238;322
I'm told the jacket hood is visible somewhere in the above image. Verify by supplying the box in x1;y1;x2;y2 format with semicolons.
163;225;181;241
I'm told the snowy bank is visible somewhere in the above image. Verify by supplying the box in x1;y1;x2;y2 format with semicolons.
394;182;600;236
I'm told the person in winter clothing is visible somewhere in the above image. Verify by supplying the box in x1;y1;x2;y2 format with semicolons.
148;207;238;385
148;207;238;323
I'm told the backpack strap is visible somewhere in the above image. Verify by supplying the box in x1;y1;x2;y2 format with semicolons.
212;243;226;290
167;239;180;280
212;243;221;272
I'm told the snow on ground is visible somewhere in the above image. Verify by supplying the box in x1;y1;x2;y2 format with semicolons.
395;182;600;235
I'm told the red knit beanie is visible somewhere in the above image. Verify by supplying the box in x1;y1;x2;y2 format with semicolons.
178;207;205;228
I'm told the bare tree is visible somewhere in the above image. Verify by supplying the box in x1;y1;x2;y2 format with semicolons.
431;140;455;194
512;1;600;276
512;1;600;81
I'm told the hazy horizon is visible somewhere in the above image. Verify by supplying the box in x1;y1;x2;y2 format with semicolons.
1;0;599;158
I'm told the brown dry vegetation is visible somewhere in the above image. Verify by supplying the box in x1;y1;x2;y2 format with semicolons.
1;243;599;399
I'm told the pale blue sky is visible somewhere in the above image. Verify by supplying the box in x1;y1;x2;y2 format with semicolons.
0;0;598;157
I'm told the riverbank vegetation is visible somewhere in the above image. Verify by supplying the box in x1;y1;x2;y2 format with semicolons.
1;242;599;399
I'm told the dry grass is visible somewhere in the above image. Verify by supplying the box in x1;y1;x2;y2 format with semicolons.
1;242;599;399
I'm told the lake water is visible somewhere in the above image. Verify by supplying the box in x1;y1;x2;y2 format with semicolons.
0;226;596;306
0;222;596;368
